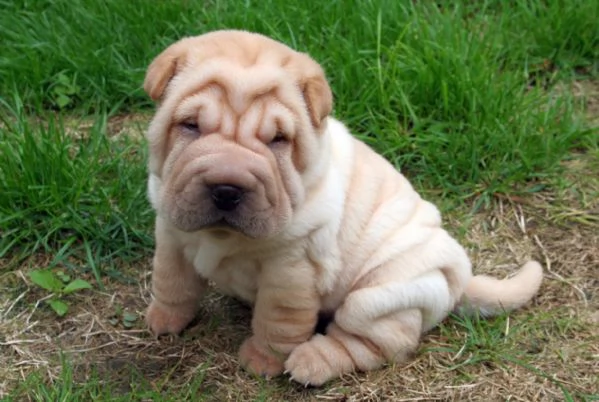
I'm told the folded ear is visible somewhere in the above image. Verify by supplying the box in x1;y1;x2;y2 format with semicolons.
143;41;190;101
302;71;333;128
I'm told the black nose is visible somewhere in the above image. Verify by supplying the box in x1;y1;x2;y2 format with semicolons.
210;184;244;211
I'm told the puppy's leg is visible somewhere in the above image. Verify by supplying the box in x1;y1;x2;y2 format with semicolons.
285;307;421;386
146;232;207;336
286;261;462;386
239;259;320;378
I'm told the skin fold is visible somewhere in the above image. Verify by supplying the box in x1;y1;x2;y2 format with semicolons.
143;30;544;386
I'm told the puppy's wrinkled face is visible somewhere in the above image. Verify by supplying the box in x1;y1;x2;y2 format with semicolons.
144;31;332;238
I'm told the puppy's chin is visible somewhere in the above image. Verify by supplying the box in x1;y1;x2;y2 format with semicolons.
167;209;282;239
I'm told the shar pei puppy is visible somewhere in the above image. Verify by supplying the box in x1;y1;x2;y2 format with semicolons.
143;30;543;386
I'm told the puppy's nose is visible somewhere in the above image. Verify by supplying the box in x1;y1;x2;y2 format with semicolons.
210;184;244;211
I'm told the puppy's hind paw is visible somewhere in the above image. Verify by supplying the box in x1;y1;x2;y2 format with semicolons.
284;334;353;387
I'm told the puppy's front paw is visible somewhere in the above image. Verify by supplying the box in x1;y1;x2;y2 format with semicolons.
145;300;196;336
239;336;285;378
284;334;352;387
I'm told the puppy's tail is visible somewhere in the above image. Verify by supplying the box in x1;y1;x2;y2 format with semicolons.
457;261;543;317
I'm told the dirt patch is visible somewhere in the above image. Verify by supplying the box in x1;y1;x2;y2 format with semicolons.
61;112;151;141
576;79;599;124
554;78;599;126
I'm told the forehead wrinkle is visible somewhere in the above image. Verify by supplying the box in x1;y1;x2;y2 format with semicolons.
263;90;302;136
217;62;289;114
173;93;206;121
168;58;304;142
237;98;264;142
271;82;305;121
172;87;227;133
220;103;237;138
260;102;295;138
172;58;299;113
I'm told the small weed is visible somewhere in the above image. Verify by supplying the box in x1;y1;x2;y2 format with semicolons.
28;269;92;316
49;71;81;110
108;305;139;329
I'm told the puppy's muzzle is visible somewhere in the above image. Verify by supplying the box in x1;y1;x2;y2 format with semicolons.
210;184;245;211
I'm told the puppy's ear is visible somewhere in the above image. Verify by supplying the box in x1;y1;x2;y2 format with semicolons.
302;72;333;128
144;41;189;101
293;52;332;128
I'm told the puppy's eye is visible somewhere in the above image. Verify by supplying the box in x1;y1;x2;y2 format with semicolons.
269;132;289;146
178;121;200;136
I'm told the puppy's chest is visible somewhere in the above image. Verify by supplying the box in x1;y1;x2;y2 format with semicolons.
183;242;260;303
209;257;261;303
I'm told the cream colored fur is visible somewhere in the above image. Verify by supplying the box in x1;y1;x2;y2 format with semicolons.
143;30;543;386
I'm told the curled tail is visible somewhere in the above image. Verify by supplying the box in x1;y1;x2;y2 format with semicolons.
457;261;544;317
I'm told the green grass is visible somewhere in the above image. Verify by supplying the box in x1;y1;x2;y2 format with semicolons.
4;357;210;402
0;0;598;399
4;353;297;401
1;0;597;113
0;98;152;273
1;0;597;263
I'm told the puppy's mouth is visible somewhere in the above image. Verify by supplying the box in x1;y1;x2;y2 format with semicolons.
181;214;246;233
203;217;244;233
168;207;268;239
